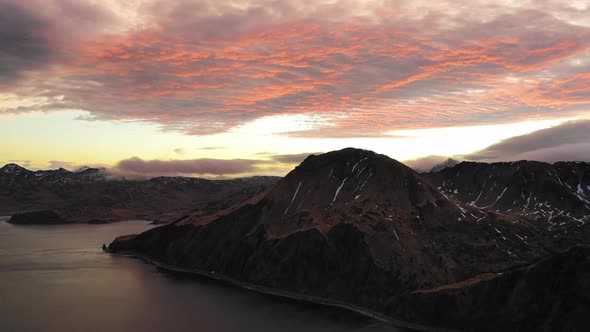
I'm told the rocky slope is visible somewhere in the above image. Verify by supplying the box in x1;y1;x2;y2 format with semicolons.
0;164;279;223
424;161;590;245
108;148;583;329
389;245;590;331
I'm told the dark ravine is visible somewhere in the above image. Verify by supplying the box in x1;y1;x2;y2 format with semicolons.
108;148;590;331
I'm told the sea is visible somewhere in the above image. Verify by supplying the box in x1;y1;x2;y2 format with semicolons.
0;219;404;332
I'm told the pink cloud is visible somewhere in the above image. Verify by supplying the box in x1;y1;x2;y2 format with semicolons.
1;0;589;137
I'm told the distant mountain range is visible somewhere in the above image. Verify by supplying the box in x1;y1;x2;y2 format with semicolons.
109;148;589;331
427;158;460;173
0;163;279;223
404;155;461;173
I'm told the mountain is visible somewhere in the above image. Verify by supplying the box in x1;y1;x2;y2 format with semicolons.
0;163;106;184
390;245;590;331
404;155;461;173
0;163;29;175
0;164;279;223
108;148;584;330
424;160;590;243
428;158;460;173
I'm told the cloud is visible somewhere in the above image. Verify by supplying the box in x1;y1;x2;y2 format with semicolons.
173;148;185;155
510;143;590;163
113;156;261;177
48;160;77;170
0;2;53;84
403;155;452;172
0;0;589;137
268;152;323;164
198;146;226;150
465;120;590;162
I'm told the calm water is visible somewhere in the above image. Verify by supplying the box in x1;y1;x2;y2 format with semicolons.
0;219;402;332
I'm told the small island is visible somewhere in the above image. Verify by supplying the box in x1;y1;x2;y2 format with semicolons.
7;210;70;225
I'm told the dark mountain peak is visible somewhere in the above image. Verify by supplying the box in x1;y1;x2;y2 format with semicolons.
294;148;414;177
280;148;425;203
428;158;460;173
286;148;426;207
75;167;104;175
1;163;29;174
202;148;486;240
296;147;378;170
74;166;103;173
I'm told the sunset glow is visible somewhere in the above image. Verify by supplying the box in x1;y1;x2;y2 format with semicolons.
1;0;589;176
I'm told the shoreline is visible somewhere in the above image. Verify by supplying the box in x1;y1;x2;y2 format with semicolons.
3;217;167;226
1;209;174;225
108;250;455;332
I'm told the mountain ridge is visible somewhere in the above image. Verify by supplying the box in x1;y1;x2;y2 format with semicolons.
0;164;279;223
424;159;590;244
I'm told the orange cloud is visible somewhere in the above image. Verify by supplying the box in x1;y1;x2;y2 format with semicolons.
2;0;590;137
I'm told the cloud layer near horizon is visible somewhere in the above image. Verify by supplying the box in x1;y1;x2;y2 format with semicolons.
109;152;321;177
113;157;260;177
0;0;589;138
3;124;590;177
466;120;590;163
405;120;590;171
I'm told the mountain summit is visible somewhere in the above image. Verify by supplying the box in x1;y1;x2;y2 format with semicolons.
0;163;29;174
230;148;468;238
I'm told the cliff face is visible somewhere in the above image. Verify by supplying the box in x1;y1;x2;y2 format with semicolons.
109;148;587;329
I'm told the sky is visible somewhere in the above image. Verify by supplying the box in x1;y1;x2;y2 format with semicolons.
0;0;589;177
